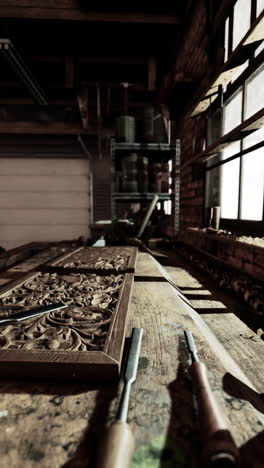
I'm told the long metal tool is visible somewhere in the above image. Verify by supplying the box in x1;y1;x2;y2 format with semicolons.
184;330;239;467
0;302;67;325
137;194;159;238
97;327;144;468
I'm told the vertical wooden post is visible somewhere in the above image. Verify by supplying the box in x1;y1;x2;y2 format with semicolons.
65;56;74;88
148;56;156;91
77;85;89;130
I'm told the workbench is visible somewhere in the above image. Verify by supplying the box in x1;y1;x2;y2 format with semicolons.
0;251;263;468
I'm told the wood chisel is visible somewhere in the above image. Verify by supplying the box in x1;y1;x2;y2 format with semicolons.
96;327;144;468
184;330;240;467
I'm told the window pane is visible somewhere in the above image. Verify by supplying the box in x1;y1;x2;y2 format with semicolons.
255;40;264;57
233;0;251;50
257;0;264;16
223;90;242;134
241;127;264;220
245;65;264;119
224;17;229;62
221;142;241;218
231;60;249;83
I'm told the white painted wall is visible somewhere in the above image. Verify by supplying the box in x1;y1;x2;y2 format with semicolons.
0;158;92;250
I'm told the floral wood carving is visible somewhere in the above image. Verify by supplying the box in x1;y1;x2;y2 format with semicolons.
0;306;112;351
0;272;124;310
0;272;125;352
57;247;132;271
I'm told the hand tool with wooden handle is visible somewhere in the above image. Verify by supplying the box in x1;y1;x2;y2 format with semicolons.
96;327;144;468
184;330;240;467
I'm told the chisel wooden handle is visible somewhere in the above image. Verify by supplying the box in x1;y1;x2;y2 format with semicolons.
96;421;134;468
190;361;240;466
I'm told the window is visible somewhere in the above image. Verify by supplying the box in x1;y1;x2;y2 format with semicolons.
232;0;251;50
255;40;264;57
224;17;229;62
220;65;264;222
206;0;264;229
245;64;264;119
241;127;264;220
224;0;263;62
257;0;264;16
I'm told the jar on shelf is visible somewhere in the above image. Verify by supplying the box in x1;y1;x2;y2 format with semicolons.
121;153;138;192
138;155;149;192
149;162;162;193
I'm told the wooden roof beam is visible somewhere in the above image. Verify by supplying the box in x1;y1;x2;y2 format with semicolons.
0;121;114;135
0;7;181;24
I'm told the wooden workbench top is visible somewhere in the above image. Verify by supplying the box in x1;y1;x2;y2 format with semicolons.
0;252;263;467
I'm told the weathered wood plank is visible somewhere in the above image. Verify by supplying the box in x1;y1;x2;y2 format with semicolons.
0;252;262;467
0;226;90;251
0;175;90;192
0;209;91;225
0;192;91;209
164;260;264;394
0;158;90;175
0;4;181;24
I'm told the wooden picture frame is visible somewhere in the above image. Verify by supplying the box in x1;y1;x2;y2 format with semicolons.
0;247;137;382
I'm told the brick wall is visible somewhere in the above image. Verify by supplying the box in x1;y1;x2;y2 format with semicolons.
174;0;221;231
181;228;264;282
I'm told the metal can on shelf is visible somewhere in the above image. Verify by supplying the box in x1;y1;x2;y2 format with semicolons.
121;152;138;192
116;115;136;143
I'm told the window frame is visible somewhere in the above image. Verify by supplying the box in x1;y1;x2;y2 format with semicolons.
208;0;264;232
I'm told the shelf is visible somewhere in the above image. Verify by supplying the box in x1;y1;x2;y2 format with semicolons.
113;142;178;152
113;192;172;201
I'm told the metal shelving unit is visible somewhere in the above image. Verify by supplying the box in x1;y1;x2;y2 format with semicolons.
113;192;172;200
111;138;181;236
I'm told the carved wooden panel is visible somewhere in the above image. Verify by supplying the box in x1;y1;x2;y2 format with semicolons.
0;247;137;382
48;246;138;274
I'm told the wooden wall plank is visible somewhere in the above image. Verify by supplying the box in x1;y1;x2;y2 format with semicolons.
0;175;90;191
0;192;90;208
0;225;90;250
0;158;90;175
0;158;92;250
0;208;90;225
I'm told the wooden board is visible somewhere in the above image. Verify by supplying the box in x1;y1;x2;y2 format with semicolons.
0;247;137;382
0;252;263;467
45;246;138;275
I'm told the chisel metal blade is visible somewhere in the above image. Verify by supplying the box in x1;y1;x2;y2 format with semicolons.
184;330;199;363
123;328;144;384
0;302;67;325
116;327;144;422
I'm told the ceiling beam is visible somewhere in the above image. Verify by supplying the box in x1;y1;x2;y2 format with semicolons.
0;121;113;135
0;7;181;24
27;56;149;65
